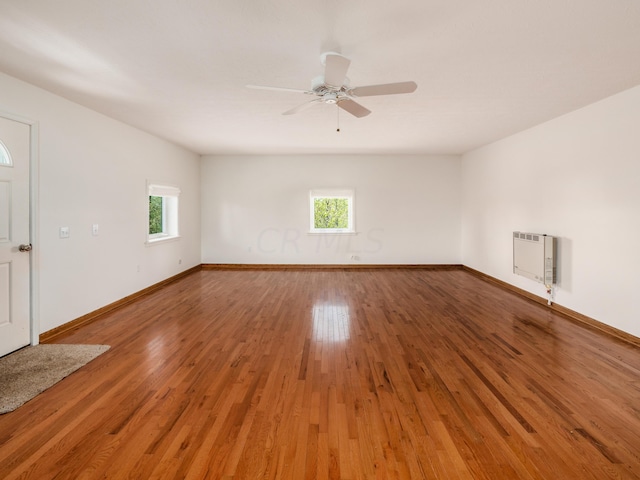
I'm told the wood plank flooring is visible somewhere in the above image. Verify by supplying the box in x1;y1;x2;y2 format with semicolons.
1;269;639;479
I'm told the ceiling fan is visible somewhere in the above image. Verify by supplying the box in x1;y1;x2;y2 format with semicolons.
247;52;417;118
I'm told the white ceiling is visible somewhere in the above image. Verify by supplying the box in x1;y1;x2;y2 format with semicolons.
1;0;639;156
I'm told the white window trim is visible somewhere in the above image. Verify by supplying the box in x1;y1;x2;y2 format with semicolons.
309;188;355;234
146;182;181;245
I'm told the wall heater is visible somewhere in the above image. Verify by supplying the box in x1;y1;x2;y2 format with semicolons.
513;232;557;286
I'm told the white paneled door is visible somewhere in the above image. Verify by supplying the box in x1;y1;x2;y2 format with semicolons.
0;116;31;357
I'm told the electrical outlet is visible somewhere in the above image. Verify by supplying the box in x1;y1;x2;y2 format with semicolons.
59;227;70;239
92;224;99;236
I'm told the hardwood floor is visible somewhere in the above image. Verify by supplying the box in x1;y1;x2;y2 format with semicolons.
1;269;639;479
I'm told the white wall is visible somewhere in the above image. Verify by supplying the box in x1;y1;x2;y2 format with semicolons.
0;72;201;334
462;86;640;337
201;155;461;265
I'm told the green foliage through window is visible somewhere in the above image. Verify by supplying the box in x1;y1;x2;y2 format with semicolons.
314;197;349;229
149;196;163;234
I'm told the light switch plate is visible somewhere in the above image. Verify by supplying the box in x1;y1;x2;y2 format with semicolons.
59;227;70;239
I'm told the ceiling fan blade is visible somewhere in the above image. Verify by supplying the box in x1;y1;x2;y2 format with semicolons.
337;99;371;118
350;81;417;97
324;54;351;88
246;84;313;95
282;98;323;115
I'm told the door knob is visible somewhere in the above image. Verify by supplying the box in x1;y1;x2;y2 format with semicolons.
18;243;32;252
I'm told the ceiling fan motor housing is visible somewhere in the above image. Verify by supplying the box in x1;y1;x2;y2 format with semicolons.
324;92;337;104
311;75;351;104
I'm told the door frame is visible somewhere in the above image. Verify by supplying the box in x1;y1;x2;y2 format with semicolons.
0;109;40;346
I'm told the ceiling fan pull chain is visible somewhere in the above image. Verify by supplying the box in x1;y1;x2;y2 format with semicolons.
337;104;340;133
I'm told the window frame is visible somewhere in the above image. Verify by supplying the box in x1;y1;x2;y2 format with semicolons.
309;188;355;234
147;183;180;244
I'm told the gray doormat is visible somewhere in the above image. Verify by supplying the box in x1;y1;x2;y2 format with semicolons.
0;344;110;414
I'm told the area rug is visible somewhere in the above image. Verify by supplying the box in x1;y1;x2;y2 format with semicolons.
0;344;110;414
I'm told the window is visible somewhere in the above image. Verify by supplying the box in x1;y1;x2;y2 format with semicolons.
309;189;354;233
147;183;180;243
0;140;12;167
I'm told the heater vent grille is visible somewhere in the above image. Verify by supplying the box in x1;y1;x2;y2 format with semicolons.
513;232;556;285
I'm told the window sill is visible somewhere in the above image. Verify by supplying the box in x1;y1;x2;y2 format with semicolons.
146;235;181;246
307;231;358;236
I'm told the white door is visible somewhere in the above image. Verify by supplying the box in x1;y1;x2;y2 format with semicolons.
0;116;31;357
